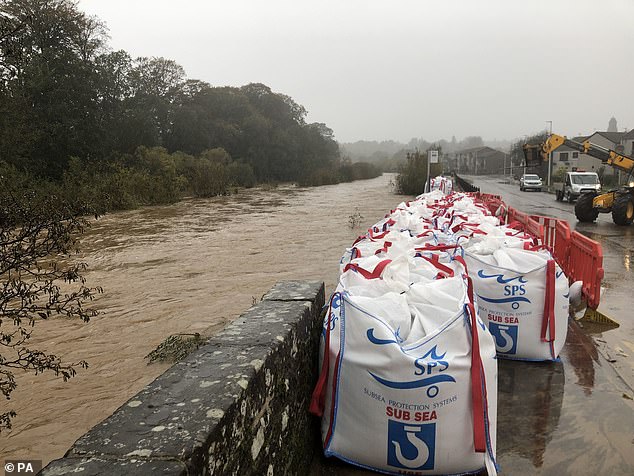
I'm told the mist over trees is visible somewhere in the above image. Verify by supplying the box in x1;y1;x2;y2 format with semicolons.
0;0;378;212
341;136;511;172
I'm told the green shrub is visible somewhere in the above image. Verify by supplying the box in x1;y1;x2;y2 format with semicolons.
552;166;567;183
227;161;256;188
396;152;427;195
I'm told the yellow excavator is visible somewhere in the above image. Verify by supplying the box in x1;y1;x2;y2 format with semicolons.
523;134;634;225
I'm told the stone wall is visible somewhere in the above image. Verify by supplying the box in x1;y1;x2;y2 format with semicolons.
41;281;325;476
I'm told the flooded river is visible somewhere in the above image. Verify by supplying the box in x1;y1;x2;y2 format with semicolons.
1;174;405;465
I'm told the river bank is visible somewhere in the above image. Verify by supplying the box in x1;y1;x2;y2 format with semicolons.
1;174;404;465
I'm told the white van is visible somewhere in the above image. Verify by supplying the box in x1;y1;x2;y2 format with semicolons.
556;171;601;202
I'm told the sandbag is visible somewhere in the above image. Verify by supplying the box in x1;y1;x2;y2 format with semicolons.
310;286;498;475
464;247;569;361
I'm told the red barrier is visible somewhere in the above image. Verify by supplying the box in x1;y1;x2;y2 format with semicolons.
507;207;529;228
485;198;505;218
554;221;572;272
524;216;600;308
471;197;602;309
568;231;604;310
529;215;572;271
525;218;544;246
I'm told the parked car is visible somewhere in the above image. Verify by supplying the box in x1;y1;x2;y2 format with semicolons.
519;174;542;192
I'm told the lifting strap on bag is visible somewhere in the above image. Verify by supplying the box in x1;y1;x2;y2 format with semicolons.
368;229;390;240
414;253;455;279
310;293;339;417
374;241;393;255
414;243;460;252
465;300;487;453
540;260;557;359
343;259;392;279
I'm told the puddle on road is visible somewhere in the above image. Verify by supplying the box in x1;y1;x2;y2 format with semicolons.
497;359;565;469
494;322;634;474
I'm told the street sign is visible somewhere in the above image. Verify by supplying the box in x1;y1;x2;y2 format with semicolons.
429;150;439;164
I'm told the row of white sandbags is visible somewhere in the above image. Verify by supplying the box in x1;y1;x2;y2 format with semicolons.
340;188;569;362
312;188;499;475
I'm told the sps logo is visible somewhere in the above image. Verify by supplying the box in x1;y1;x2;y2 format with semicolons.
365;342;455;398
476;270;531;310
387;420;436;470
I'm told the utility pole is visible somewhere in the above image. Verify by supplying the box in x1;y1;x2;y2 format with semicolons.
546;121;553;187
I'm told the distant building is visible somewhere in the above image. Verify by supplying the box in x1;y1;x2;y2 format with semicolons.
622;129;634;157
446;146;506;175
551;135;587;172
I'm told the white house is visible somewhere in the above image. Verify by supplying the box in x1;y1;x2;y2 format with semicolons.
551;135;586;172
622;129;634;157
577;131;625;177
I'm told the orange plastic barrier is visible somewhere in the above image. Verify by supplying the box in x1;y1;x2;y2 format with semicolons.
507;207;529;228
506;207;528;225
471;198;602;309
487;199;506;218
529;215;572;270
525;218;544;246
525;214;600;309
568;231;604;310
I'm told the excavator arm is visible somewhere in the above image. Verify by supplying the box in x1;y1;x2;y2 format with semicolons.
523;133;634;226
524;133;634;176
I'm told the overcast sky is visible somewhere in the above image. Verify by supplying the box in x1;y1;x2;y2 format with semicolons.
79;0;634;144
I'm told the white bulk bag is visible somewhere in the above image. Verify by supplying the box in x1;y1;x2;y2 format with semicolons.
409;248;464;283
337;256;411;296
464;247;569;361
406;276;468;343
310;288;498;475
461;226;535;254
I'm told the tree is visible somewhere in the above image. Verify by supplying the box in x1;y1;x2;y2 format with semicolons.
396;150;428;195
126;56;186;140
510;131;548;176
0;164;101;432
0;0;108;177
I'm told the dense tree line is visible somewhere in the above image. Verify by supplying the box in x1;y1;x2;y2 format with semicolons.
0;0;382;430
0;0;379;212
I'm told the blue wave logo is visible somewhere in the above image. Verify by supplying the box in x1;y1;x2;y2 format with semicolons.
369;373;456;389
477;295;531;305
369;345;455;397
367;328;399;346
477;270;527;284
421;346;445;360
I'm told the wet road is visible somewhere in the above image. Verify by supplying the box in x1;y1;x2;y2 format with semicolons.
311;176;634;475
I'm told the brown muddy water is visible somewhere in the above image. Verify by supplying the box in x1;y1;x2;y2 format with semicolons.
1;174;404;465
